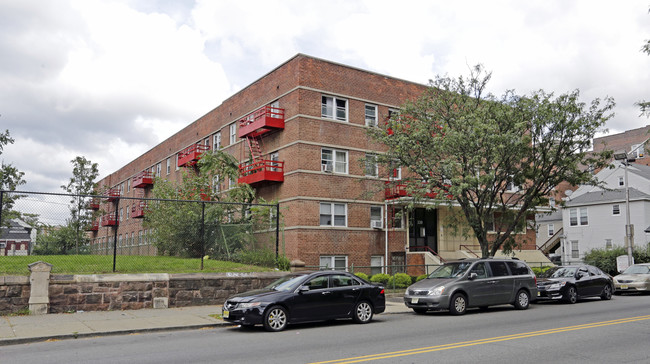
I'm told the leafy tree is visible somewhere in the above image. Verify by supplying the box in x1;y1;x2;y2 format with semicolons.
32;224;81;255
145;149;275;259
61;156;99;254
371;65;614;258
637;7;650;117
0;129;26;227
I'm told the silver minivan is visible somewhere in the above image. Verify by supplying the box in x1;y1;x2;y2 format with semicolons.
404;258;538;315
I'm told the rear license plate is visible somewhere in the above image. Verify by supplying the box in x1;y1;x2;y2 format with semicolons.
223;310;229;318
411;298;419;304
621;285;628;290
537;292;540;296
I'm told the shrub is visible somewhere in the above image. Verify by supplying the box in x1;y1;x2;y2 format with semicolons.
584;244;650;275
355;272;369;282
416;274;428;282
275;255;291;271
370;273;390;285
387;273;412;289
232;248;276;268
531;266;553;277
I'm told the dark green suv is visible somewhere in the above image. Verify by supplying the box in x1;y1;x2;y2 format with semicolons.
404;258;538;315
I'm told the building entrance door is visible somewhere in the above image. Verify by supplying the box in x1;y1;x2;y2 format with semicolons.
409;208;438;253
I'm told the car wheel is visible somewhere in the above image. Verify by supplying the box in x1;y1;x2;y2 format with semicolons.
263;305;288;332
513;289;530;310
449;293;467;315
563;286;578;304
353;301;373;324
413;308;428;314
600;284;613;300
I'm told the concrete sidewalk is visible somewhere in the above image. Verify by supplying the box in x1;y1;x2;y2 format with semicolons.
0;297;409;346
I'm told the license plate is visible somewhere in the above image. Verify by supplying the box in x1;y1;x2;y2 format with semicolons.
223;310;229;318
621;285;628;290
411;298;419;304
537;292;540;296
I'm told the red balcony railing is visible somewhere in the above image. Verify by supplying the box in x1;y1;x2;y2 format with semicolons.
238;160;284;186
178;144;210;167
107;187;120;201
132;170;154;188
384;182;453;200
86;220;99;231
86;198;100;210
238;106;285;138
100;214;118;227
131;201;146;218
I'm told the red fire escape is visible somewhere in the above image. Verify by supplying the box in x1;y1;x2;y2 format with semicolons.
177;144;210;168
132;170;154;188
237;105;285;186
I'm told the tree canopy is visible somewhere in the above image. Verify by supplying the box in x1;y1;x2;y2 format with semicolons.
370;65;614;258
0;129;26;227
60;156;99;254
637;7;650;117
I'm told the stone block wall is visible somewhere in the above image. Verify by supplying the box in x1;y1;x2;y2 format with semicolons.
0;272;285;315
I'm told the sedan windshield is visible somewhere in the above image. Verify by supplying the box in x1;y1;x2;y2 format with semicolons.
265;274;307;292
540;267;577;278
429;262;473;278
623;265;650;274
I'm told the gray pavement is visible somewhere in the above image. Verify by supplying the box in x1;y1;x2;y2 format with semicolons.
0;297;409;346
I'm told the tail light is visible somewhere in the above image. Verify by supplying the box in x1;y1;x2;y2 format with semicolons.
380;289;385;295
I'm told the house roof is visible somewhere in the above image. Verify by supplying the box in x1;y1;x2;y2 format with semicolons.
627;163;650;180
0;219;32;241
535;210;563;222
565;188;650;207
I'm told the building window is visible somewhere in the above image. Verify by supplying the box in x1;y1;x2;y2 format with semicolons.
391;207;403;229
320;202;347;227
506;176;519;192
619;176;624;186
204;138;210;149
631;143;644;159
571;240;579;258
569;208;588;226
388;108;400;120
214;132;221;150
321;148;348;174
127;179;131;192
175;154;180;171
230;124;237;144
548;224;554;237
613;204;620;215
320;255;347;270
321;95;348;122
156;163;161;177
270;151;280;172
370;255;384;275
365;153;378;177
370;206;382;228
212;176;220;193
605;239;612;250
365;104;378;127
166;158;171;175
549;197;556;208
126;206;130;220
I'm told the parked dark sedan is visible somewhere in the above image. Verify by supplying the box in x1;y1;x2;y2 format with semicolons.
222;271;385;331
536;265;613;304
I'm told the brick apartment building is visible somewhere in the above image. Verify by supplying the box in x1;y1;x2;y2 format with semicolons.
92;54;539;272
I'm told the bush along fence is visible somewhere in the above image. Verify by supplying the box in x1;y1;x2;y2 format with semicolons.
0;190;282;274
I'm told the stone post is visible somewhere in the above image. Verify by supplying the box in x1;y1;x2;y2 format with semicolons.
28;261;52;315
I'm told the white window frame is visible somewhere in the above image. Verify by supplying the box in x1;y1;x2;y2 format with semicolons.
571;240;580;259
229;124;237;144
365;153;378;177
166;158;171;175
365;104;378;127
370;205;382;228
321;95;348;122
612;204;621;216
370;255;384;275
320;202;347;227
548;224;554;237
204;138;210;149
320;255;348;270
549;197;556;208
214;132;222;150
631;143;644;159
618;176;624;186
156;163;161;177
569;207;588;226
321;148;348;174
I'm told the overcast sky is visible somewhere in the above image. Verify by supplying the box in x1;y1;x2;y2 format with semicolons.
1;0;649;194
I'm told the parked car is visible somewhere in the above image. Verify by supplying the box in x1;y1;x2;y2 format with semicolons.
536;265;613;303
403;258;537;315
222;271;385;331
613;263;650;293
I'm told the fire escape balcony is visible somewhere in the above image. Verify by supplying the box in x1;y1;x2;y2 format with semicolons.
107;187;120;202
132;170;154;188
100;214;118;226
86;198;100;210
87;220;99;231
131;201;146;218
384;182;452;200
178;144;210;167
238;160;284;186
238;106;285;138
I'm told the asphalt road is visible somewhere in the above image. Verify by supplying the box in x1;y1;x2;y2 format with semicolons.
2;294;650;364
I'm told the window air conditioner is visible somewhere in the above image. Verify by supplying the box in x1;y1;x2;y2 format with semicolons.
322;163;333;173
371;220;383;229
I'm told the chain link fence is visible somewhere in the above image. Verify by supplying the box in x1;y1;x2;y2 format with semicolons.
0;190;280;275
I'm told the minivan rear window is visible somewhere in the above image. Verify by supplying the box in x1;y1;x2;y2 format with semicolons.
489;261;509;277
506;261;530;276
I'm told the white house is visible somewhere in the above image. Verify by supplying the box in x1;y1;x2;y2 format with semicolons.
561;162;650;264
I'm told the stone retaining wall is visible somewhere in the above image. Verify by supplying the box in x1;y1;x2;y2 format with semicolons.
0;272;285;315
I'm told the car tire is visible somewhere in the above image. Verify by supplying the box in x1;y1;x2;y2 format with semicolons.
353;301;373;324
600;284;613;300
563;286;578;304
513;289;530;310
413;308;428;314
449;293;467;315
263;305;288;332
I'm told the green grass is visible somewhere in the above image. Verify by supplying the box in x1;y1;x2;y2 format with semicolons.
0;255;274;276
